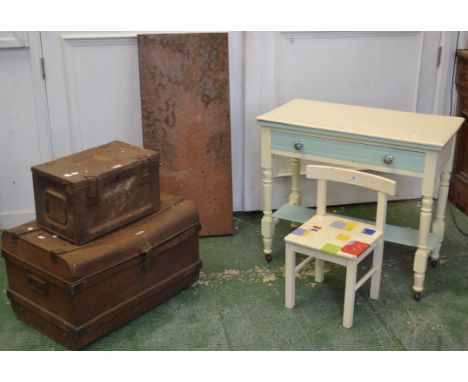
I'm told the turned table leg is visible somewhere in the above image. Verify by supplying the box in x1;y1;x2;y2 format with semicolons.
261;127;275;261
430;169;451;267
289;158;301;205
289;158;301;229
431;144;455;267
413;196;433;301
261;166;275;261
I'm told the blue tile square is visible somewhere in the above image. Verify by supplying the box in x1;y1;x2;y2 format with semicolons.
292;228;307;235
330;221;346;229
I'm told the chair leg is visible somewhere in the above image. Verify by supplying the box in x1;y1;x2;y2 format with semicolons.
343;261;358;328
285;245;296;309
370;238;384;300
315;258;324;283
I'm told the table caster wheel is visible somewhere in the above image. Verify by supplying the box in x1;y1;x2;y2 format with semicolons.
413;291;421;301
430;259;438;268
265;254;272;263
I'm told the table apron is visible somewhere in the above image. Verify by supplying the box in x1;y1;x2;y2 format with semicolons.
271;130;426;175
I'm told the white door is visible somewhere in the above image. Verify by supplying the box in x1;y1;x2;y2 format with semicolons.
0;32;52;228
243;31;456;211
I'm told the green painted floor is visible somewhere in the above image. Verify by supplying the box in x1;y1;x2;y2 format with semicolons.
1;200;468;350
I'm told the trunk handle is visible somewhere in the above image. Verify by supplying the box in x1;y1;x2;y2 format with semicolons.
85;176;99;204
27;273;48;295
137;243;152;274
136;155;153;181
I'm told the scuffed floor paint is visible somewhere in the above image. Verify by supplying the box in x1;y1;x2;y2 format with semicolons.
193;263;328;289
0;200;467;350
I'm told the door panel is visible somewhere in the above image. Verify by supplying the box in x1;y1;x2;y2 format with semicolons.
0;32;52;229
40;32;143;157
279;32;426;111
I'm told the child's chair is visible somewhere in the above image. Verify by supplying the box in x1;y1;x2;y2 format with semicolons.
284;165;396;328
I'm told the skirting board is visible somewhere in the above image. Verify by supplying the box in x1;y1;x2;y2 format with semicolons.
0;210;36;230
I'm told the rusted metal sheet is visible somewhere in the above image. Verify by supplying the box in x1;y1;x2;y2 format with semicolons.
2;193;201;350
32;140;160;244
138;33;233;236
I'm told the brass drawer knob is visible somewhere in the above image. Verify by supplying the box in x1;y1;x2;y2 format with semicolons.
294;142;304;151
383;154;394;164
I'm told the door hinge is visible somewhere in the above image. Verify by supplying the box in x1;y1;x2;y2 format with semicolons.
436;46;442;67
40;57;46;80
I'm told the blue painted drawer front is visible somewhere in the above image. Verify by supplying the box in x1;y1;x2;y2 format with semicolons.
271;131;425;173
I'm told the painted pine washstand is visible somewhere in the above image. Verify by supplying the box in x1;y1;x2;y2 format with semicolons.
257;98;464;300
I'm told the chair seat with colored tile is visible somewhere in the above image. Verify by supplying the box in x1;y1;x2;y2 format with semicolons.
284;165;396;328
288;215;382;259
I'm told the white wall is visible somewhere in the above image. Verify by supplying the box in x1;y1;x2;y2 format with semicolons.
0;31;463;228
0;32;51;228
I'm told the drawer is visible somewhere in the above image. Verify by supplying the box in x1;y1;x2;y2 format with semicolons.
271;130;425;173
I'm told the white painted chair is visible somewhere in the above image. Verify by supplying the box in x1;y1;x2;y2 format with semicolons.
284;165;397;328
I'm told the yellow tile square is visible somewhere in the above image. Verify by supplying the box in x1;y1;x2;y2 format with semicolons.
336;233;351;241
344;221;357;231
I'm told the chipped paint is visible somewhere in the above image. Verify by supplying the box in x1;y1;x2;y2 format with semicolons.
193;263;327;288
63;171;79;177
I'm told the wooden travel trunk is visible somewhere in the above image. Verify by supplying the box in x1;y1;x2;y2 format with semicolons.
1;193;201;350
32;140;160;244
456;49;468;116
450;50;468;213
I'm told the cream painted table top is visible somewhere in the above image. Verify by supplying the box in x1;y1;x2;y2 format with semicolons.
257;98;463;150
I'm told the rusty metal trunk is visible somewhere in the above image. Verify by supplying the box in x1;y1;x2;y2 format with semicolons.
31;140;160;244
2;193;201;350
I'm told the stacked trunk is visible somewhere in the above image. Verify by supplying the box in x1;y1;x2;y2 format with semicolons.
1;141;201;350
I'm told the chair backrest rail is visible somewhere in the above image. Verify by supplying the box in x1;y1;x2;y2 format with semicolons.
306;165;397;196
306;164;396;228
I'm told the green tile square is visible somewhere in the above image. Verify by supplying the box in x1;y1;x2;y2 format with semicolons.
321;243;341;254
